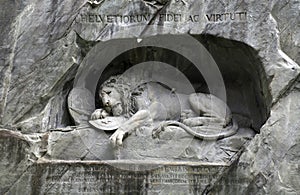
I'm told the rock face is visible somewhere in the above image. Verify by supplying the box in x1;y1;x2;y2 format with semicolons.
0;0;300;194
273;0;300;65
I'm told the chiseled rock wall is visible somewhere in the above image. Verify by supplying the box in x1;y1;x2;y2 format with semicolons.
273;0;300;65
239;87;300;194
0;0;299;194
211;86;300;194
0;0;85;132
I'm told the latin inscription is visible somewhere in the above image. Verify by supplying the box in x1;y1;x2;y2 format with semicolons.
37;164;223;194
78;13;185;24
77;12;247;24
206;12;247;22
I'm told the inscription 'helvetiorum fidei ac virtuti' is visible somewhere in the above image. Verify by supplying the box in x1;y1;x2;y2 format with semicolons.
77;11;247;24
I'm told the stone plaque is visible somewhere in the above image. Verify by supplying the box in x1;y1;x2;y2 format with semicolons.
9;160;236;194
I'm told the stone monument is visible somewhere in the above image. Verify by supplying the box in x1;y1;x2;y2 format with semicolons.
0;0;299;194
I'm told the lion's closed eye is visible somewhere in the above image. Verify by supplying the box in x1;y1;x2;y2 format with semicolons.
103;90;111;95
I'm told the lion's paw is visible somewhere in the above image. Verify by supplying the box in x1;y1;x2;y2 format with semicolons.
152;123;166;138
182;118;203;127
91;109;109;120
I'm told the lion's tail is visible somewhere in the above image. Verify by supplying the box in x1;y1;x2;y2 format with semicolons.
160;119;238;140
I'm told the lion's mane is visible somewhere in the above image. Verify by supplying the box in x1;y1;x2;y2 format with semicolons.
99;75;137;118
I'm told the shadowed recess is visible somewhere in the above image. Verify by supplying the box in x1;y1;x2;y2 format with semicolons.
96;35;271;131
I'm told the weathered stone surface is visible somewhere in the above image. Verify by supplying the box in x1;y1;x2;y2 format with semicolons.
46;126;114;160
272;0;300;65
0;129;47;194
0;0;85;132
67;88;95;125
0;0;299;131
0;0;29;123
0;0;299;194
6;160;233;194
73;0;300;103
119;126;255;162
211;87;300;194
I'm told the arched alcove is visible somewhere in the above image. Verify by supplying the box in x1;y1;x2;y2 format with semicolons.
92;35;271;131
196;35;271;130
70;34;271;133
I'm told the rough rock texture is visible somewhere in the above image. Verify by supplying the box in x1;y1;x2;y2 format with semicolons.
5;160;232;194
0;0;86;132
0;0;300;194
45;126;114;160
119;126;255;162
211;84;300;194
0;0;298;132
0;129;47;194
272;0;300;65
72;0;299;104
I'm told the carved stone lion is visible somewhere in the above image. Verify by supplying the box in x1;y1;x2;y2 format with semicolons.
91;75;238;146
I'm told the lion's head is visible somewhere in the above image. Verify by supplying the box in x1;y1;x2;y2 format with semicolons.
99;75;132;117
